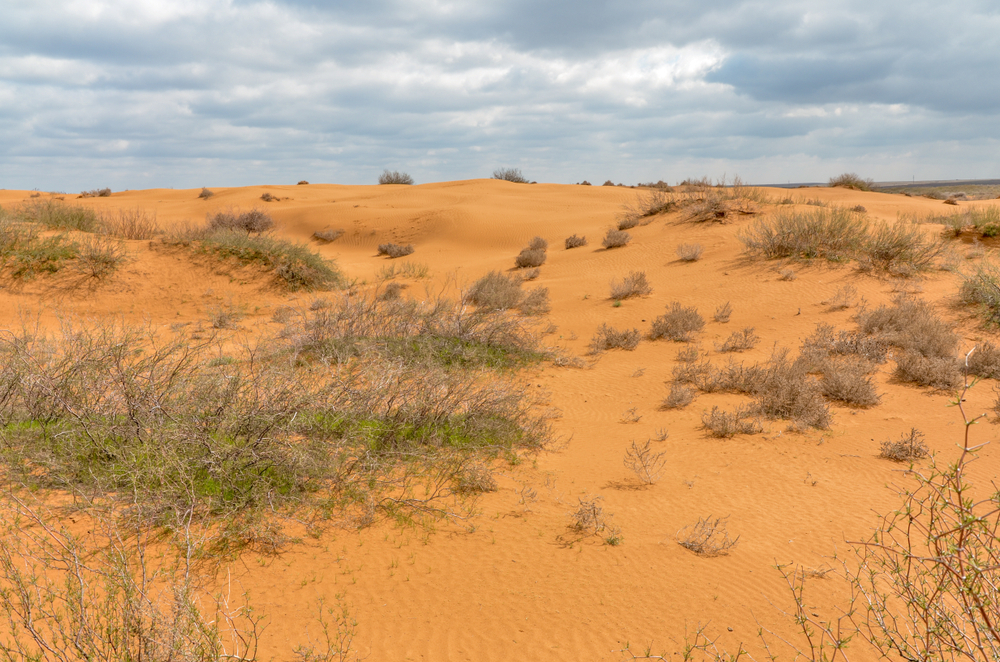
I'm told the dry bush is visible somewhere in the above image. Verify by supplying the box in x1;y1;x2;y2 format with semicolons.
297;180;309;185
857;296;957;361
589;323;640;353
260;192;276;202
967;341;1000;379
378;282;407;301
518;287;550;315
820;356;881;407
944;198;959;206
799;323;889;367
515;247;546;268
378;261;429;280
379;170;414;185
609;271;652;300
565;234;587;249
829;172;875;191
602;228;631;249
675;345;700;363
701;405;762;437
825;284;858;310
80;187;112;197
98;207;161;239
749;349;831;428
378;243;415;259
661;382;695;409
676;243;703;262
198;187;214;199
208;303;244;329
779;269;797;281
14;199;101;232
313;229;344;242
527;236;548;251
465;271;549;316
521;267;540;281
492;167;528;183
851;204;867;213
858;222;944;274
677;516;740;556
878;427;929;461
623;440;666;485
453;461;498;495
960;259;1000;326
75;235;127;279
208;208;274;234
894;350;961;389
715;327;759;353
649;302;704;342
198;231;341;291
618;189;676;228
739;207;867;261
714;301;732;323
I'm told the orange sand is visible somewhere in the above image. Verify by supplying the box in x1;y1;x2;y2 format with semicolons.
2;181;998;660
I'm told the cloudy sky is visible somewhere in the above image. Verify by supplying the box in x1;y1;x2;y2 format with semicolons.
1;0;998;191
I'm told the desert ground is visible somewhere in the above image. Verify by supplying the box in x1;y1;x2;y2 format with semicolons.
1;179;999;661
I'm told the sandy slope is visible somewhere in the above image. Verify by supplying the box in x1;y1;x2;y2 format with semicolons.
2;181;999;660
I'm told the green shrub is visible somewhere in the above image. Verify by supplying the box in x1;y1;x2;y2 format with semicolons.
960;260;1000;326
859;222;943;273
829;173;875;191
76;235;127;279
14;199;101;232
200;230;341;290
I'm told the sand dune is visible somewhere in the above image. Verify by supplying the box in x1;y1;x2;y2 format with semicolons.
1;181;999;660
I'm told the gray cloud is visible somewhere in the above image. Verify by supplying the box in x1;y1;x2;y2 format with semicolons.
0;0;998;191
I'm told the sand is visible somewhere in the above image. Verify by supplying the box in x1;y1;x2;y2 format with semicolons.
1;181;998;660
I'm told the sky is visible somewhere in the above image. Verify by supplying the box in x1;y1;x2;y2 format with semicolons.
1;0;998;191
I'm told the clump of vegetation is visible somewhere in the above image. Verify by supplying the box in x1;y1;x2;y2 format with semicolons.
492;168;528;184
80;187;112;198
297;180;309;185
602;228;631;249
0;213;79;279
99;207;160;239
829;172;875;191
858;222;944;274
716;327;759;353
966;341;1000;379
565;234;587;249
199;230;341;290
589;324;641;353
260;192;277;202
569;497;621;545
701;405;762;437
677;516;740;556
515;247;546;268
379;170;414;185
198;187;214;199
714;301;732;323
609;271;652;300
465;270;549;316
623;440;666;485
313;229;344;242
378;243;415;259
879;428;929;462
618;189;676;228
960;259;1000;326
75;235;127;279
820;356;881;407
14;199;101;232
661;382;695;409
649;302;704;342
676;243;703;262
208;208;275;234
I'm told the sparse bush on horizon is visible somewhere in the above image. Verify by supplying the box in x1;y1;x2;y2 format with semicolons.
492;167;528;184
79;187;112;198
198;187;214;199
379;170;414;185
829;172;875;191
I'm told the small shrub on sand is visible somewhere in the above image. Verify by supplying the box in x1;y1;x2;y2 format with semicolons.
967;341;1000;379
714;301;732;323
829;172;875;191
820;356;880;407
378;281;407;301
589;324;641;353
15;199;101;232
676;243;703;262
858;222;944;274
453;462;498;495
465;270;549;315
702;405;762;437
518;287;550;315
515;247;546;268
893;350;961;389
521;267;540;281
623;440;666;485
379;170;414;185
569;497;620;544
851;205;867;213
879;428;929;462
492;168;528;184
960;259;1000;326
200;230;341;291
649;302;704;342
528;236;548;251
313;229;344;242
779;269;797;281
799;323;889;367
75;235;127;279
677;516;740;556
716;327;759;353
857;296;957;361
260;192;277;202
80;187;112;198
378;243;415;259
609;271;652;300
98;207;160;240
208;208;274;235
602;228;631;249
198;187;214;199
297;180;309;185
739;207;867;261
750;349;830;428
661;382;695;409
565;234;587;249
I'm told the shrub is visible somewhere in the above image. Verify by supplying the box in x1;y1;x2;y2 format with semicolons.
453;462;498;495
75;235;127;279
967;341;1000;379
378;170;414;185
379;281;406;301
297;180;309;185
894;350;961;389
960;260;1000;326
799;323;889;367
589;324;641;353
623;440;666;485
716;327;759;352
313;229;344;242
198;187;214;199
602;180;614;186
515;247;546;268
820;356;880;406
465;271;523;310
739;207;867;261
528;236;548;251
492;168;528;184
200;230;341;290
602;228;631;249
609;271;652;300
858;222;943;274
661;382;695;409
677;516;740;556
378;243;415;259
569;497;620;545
649;302;704;342
208;208;274;234
750;349;830;428
676;243;703;262
521;267;540;281
98;207;160;239
714;301;732;323
518;287;550;315
260;192;276;202
879;428;929;461
80;187;112;197
15;199;101;232
829;173;875;191
565;234;587;249
702;405;762;437
857;296;957;360
851;205;867;213
779;269;796;281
